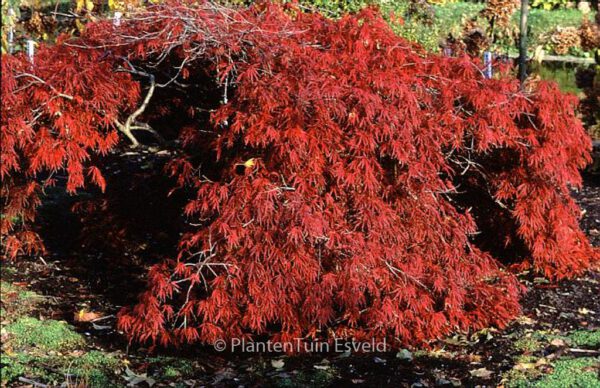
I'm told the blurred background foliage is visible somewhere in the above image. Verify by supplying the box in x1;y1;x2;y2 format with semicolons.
2;0;597;57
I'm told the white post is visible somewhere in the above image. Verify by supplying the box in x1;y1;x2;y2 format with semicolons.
114;11;122;26
484;51;492;79
7;8;15;54
27;40;35;64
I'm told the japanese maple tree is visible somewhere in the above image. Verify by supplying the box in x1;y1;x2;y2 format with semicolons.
1;1;597;348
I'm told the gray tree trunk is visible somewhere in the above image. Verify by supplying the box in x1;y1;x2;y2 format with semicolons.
518;0;529;86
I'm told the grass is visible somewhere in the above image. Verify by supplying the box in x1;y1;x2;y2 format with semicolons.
0;282;43;320
0;266;124;387
566;329;600;348
146;356;195;380
66;351;122;387
513;333;546;353
0;267;46;322
1;350;122;387
4;317;85;352
511;329;600;353
508;358;600;388
534;62;583;95
0;264;204;386
392;2;482;52
525;8;595;47
388;2;596;55
0;315;121;386
504;329;600;388
276;369;338;388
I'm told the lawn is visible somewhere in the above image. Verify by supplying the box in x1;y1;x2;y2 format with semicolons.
388;1;596;55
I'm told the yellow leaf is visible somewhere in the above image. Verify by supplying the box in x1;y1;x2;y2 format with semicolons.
75;309;101;322
243;158;256;168
514;362;536;371
533;46;545;64
76;0;84;12
75;19;85;32
85;0;94;11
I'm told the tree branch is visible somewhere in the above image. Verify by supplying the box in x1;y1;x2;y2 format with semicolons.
114;74;159;147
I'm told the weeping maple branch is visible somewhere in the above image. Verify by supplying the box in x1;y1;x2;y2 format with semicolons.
14;73;74;100
114;73;163;147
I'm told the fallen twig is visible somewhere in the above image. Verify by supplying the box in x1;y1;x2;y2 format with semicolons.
18;377;48;387
568;348;600;355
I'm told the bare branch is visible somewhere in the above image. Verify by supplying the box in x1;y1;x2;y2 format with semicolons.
114;74;157;147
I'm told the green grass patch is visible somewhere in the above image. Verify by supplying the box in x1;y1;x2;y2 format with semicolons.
394;2;594;55
510;329;600;354
1;267;44;321
566;329;600;348
536;357;599;387
514;333;546;353
1;349;121;387
147;356;195;379
0;352;52;385
65;350;122;387
393;2;481;52
4;317;85;353
534;62;582;95
0;265;123;387
1;313;120;387
276;368;337;388
505;328;600;388
505;357;600;388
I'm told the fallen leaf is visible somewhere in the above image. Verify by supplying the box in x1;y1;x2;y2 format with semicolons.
514;362;536;371
532;45;545;63
516;316;536;326
74;309;101;322
535;358;548;366
443;334;473;346
212;368;236;383
123;368;155;387
373;356;387;364
469;367;493;379
550;338;566;347
465;354;483;363
336;350;351;358
396;349;413;361
271;359;285;369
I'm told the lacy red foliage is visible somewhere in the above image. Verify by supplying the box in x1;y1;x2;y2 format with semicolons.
1;2;598;348
1;40;139;258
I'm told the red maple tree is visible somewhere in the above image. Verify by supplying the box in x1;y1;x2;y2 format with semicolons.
2;1;597;348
